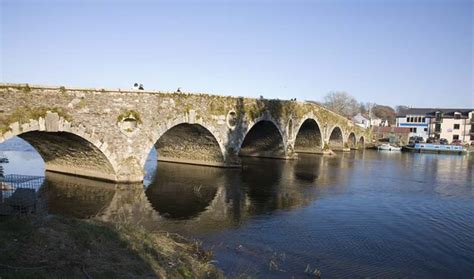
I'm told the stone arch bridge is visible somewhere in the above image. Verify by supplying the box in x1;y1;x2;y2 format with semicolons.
0;84;369;183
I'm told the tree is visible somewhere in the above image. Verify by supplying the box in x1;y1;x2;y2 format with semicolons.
322;92;359;118
372;105;396;124
395;105;409;114
358;102;367;115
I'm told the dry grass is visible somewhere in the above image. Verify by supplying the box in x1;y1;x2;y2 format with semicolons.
0;216;223;278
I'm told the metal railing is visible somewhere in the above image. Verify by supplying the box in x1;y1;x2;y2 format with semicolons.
0;174;45;215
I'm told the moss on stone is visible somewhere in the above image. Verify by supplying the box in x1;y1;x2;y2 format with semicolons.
1;84;29;93
22;84;32;94
0;106;72;134
77;99;87;109
208;98;229;115
0;125;11;134
117;110;143;124
323;143;330;151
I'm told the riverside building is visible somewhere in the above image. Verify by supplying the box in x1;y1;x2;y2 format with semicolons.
396;108;474;144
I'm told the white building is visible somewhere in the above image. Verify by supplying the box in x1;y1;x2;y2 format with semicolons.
426;110;474;143
396;108;474;144
396;108;431;140
352;113;370;128
352;113;385;128
370;117;384;127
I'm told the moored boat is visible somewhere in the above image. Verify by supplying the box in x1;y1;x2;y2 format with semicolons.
377;144;401;151
402;143;466;155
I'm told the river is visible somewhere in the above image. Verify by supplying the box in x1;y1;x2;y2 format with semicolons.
1;137;473;278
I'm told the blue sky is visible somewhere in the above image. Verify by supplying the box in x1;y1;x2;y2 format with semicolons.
1;0;472;108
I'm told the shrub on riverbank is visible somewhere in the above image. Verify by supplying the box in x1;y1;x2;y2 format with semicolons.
0;215;223;278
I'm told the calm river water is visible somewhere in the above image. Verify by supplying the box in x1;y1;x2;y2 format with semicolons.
1;137;473;278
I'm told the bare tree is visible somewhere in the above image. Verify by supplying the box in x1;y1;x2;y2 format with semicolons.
395;105;409;114
358;102;367;115
373;105;396;124
322;91;359;117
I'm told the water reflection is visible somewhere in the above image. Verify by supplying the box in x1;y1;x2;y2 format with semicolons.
41;172;117;218
2;144;473;278
39;172;160;228
241;157;322;214
145;163;222;219
241;158;284;214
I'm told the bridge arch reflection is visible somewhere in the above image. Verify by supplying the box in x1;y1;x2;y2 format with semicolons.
145;162;223;219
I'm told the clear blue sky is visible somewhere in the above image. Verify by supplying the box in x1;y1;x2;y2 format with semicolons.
1;0;472;108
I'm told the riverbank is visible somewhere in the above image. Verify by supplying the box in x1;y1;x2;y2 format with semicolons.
0;215;224;278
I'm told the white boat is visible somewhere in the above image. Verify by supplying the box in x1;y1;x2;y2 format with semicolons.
377;144;401;151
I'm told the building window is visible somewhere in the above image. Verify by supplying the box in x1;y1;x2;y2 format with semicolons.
424;128;427;132
410;128;417;133
453;135;459;140
454;124;460;130
406;117;409;122
454;113;461;119
422;117;425;122
471;135;474;141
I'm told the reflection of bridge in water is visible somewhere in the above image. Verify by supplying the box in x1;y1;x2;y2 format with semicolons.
0;149;366;235
0;153;361;234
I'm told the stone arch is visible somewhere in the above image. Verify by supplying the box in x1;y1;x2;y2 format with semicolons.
358;136;365;148
239;119;286;159
153;123;226;167
0;114;119;182
328;126;344;151
347;132;357;149
294;118;323;153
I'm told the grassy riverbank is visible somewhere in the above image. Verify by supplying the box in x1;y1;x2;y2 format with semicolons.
0;216;223;278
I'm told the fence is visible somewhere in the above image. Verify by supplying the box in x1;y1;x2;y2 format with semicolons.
0;173;45;216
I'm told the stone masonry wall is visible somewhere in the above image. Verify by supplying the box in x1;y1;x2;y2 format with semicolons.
0;83;370;182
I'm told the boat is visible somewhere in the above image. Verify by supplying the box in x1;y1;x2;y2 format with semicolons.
377;144;401;151
402;143;466;155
